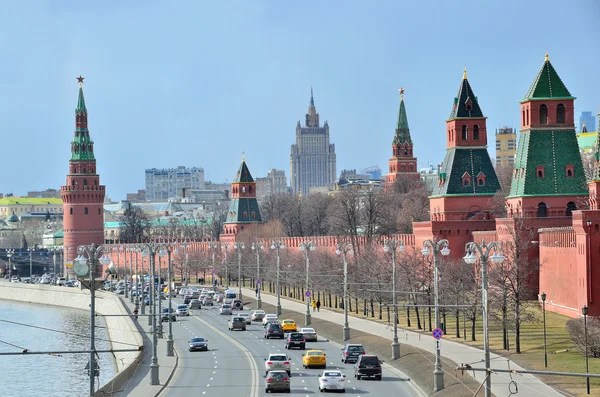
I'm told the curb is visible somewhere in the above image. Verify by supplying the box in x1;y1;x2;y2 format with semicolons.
153;347;179;397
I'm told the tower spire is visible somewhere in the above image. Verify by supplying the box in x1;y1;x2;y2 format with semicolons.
395;88;410;137
310;86;314;107
72;76;95;161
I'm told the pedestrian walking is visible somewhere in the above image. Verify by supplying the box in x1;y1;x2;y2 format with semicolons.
316;300;321;312
312;300;317;312
133;307;139;321
255;287;259;297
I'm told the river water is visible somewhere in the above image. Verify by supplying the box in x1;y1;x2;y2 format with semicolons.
0;299;116;396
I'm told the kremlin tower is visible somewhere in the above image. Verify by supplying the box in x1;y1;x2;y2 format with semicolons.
60;77;106;264
386;88;420;185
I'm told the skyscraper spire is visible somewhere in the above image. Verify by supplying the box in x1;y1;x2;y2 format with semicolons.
310;86;314;107
305;87;319;127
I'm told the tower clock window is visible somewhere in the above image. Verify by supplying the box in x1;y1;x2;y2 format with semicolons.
539;104;548;125
461;125;468;140
84;207;88;215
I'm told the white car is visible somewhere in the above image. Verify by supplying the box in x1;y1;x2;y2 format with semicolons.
300;327;318;342
219;304;232;315
262;314;279;326
250;310;266;322
237;312;252;324
176;304;189;316
264;353;291;376
318;370;346;392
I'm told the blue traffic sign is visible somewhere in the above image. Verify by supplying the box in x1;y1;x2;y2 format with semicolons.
305;290;311;297
257;279;261;284
432;328;444;340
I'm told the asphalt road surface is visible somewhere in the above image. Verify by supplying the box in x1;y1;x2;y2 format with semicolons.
161;298;421;396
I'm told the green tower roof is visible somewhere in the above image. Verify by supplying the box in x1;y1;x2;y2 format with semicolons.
225;198;263;223
523;54;574;101
448;69;484;119
76;86;86;111
71;81;96;162
233;160;254;183
432;148;500;196
393;90;412;145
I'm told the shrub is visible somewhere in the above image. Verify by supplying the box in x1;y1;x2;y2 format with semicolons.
566;317;600;358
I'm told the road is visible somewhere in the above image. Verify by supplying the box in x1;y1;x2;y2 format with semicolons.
161;297;420;396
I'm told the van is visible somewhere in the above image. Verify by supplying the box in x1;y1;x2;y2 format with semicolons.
56;277;66;286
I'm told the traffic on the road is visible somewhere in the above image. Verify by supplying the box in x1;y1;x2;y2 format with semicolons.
152;287;419;396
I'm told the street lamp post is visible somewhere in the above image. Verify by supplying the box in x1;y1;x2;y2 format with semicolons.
159;242;178;357
336;243;353;341
179;242;189;287
6;249;15;278
422;239;451;393
134;249;140;312
157;254;163;339
271;241;285;316
208;242;217;291
541;292;547;367
234;242;245;300
138;242;162;385
252;242;264;308
383;239;405;359
28;248;35;278
583;305;590;395
74;244;112;396
222;243;230;287
299;241;316;326
464;240;505;397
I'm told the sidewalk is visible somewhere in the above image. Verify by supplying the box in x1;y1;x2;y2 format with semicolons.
110;295;178;397
241;287;562;397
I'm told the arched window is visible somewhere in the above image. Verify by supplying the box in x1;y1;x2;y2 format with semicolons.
565;164;574;178
473;125;480;140
536;165;545;178
539;104;548;124
83;179;88;186
70;208;73;215
566;202;576;217
98;208;101;215
522;110;525;125
461;125;468;140
84;207;88;215
242;186;246;194
248;186;253;194
72;180;75;186
537;202;547;218
243;211;248;218
83;168;86;173
557;104;565;124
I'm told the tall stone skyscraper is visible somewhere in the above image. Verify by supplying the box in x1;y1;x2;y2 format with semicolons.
61;77;106;265
290;89;336;195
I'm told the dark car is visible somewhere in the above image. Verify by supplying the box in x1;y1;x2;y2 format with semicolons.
161;308;177;322
341;343;366;363
183;295;193;304
228;316;247;331
354;354;383;380
232;299;243;310
188;337;208;352
264;323;285;339
284;332;305;350
265;370;291;393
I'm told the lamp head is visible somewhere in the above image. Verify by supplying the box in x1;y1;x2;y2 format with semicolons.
336;249;341;256
582;305;588;316
99;255;111;266
491;252;505;264
270;243;276;250
383;244;390;253
421;246;431;257
541;292;546;302
441;246;451;256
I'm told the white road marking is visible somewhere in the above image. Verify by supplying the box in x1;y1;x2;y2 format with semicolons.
207;384;210;387
210;377;213;380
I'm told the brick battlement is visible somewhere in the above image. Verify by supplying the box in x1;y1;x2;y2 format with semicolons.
60;185;106;192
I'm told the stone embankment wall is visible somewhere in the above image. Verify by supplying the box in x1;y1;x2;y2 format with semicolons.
0;283;143;395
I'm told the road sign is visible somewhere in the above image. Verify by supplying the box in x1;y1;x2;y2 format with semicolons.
212;270;215;274
65;262;73;268
432;328;444;340
305;290;311;298
257;279;261;284
435;340;440;351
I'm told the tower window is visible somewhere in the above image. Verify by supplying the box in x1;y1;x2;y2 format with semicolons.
566;201;576;216
565;164;574;177
461;172;471;187
248;185;253;194
84;207;88;215
536;165;545;178
473;125;480;140
84;179;88;186
557;104;565;124
98;208;101;215
242;186;246;194
70;208;73;215
537;202;547;218
539;104;548;125
243;211;248;218
461;125;468;140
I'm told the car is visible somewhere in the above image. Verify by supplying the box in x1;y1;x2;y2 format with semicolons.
236;312;251;324
144;296;151;306
176;304;189;316
318;370;346;392
299;327;317;342
188;337;208;351
250;310;266;322
265;370;291;394
302;349;326;369
264;353;291;376
228;316;247;331
264;322;285;339
232;299;243;310
354;354;383;380
262;314;279;326
219;304;232;315
341;344;365;363
284;332;306;350
281;319;297;332
64;280;75;288
188;299;202;310
183;295;193;304
202;296;214;306
161;308;177;322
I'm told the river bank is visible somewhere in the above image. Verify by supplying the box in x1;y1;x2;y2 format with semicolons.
0;281;144;395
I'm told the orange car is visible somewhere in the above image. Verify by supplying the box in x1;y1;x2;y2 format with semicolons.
281;319;297;332
302;349;327;369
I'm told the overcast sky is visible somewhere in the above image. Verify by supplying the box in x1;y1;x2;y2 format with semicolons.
1;0;598;200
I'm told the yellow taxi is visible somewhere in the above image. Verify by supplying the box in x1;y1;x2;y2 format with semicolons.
281;319;297;332
302;349;327;369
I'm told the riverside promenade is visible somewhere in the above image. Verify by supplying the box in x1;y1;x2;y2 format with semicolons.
239;286;562;397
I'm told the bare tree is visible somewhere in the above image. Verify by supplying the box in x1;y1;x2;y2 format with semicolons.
582;152;596;182
20;218;45;248
489;164;514;217
208;202;228;240
301;193;332;236
118;205;151;243
567;317;600;357
395;186;430;233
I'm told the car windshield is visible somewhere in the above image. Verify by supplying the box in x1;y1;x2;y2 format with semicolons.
289;333;303;340
324;372;342;377
269;324;282;329
308;351;322;356
301;328;315;333
360;357;380;365
270;355;286;361
239;313;249;317
233;318;243;322
283;320;293;324
348;346;364;352
177;305;187;309
190;338;205;343
266;314;277;318
222;305;230;308
269;372;286;379
254;310;265;314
